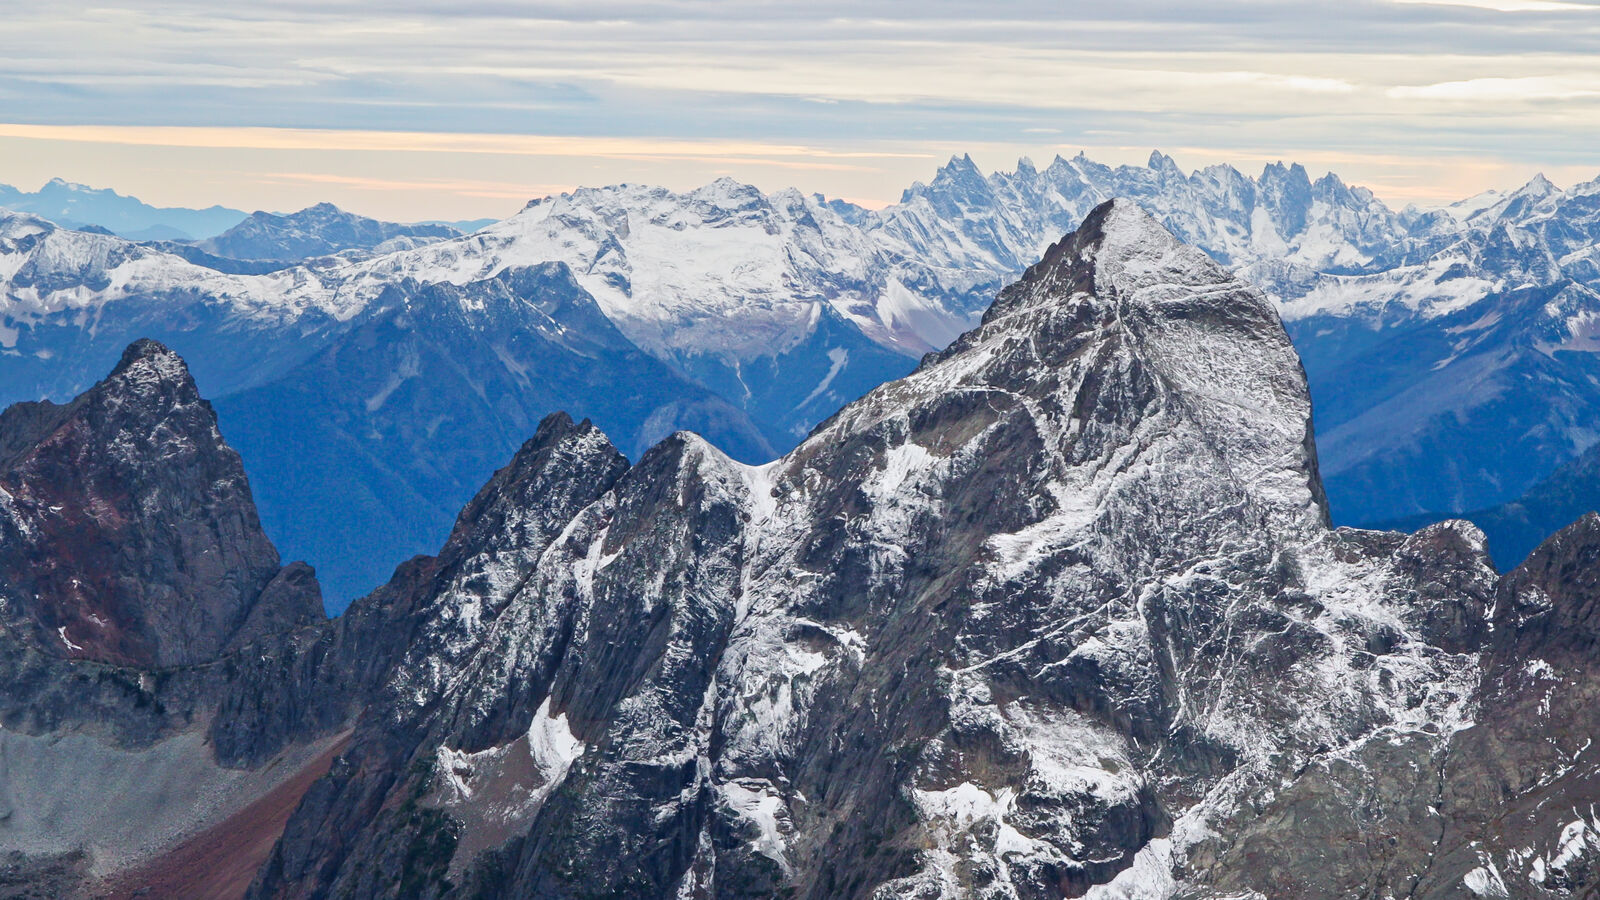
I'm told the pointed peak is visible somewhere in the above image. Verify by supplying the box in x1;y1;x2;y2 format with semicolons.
1042;153;1072;174
1003;199;1200;306
1015;156;1037;176
1261;160;1310;181
1518;172;1557;195
1147;150;1182;174
442;409;628;564
687;177;768;210
939;153;983;176
113;337;180;373
107;338;195;393
1066;199;1189;267
695;175;761;197
1079;198;1174;242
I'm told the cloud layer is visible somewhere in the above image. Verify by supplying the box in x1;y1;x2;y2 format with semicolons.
2;1;1597;218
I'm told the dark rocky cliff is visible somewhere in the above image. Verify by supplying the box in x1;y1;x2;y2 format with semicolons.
0;338;321;668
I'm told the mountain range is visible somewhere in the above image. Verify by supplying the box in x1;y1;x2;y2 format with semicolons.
196;203;465;261
0;178;247;241
4;153;1600;604
6;202;1600;898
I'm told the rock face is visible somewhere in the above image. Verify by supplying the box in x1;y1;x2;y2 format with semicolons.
0;340;349;898
9;201;1600;899
0;338;321;667
1413;513;1600;898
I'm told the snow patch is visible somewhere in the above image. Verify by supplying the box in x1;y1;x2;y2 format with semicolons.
719;780;792;873
864;442;934;503
798;346;849;409
1464;861;1510;897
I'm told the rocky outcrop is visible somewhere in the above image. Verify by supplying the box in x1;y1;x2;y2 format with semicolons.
1409;514;1600;898
0;338;321;667
0;340;347;898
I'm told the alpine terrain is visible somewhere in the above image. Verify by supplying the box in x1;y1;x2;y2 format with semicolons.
5;153;1600;603
4;201;1600;898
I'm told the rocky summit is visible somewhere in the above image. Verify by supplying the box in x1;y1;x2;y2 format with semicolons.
0;338;322;668
4;200;1600;899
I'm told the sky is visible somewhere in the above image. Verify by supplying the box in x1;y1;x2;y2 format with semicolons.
2;0;1599;221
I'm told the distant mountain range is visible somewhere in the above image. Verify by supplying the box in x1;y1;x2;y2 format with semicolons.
0;178;247;240
3;152;1600;603
0;177;496;243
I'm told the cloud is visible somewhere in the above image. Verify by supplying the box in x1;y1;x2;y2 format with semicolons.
2;1;1599;217
1388;75;1600;101
0;124;933;166
1392;0;1599;11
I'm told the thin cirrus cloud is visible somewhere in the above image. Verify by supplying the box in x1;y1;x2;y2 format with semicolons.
1392;0;1598;11
1388;75;1600;101
0;1;1596;220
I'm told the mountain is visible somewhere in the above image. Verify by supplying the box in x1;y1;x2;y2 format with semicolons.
5;153;1600;603
0;211;776;606
10;202;1600;898
210;264;774;606
0;178;246;240
815;153;1600;552
839;154;1600;560
0;339;347;897
0;339;322;668
198;203;463;261
867;154;1600;539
